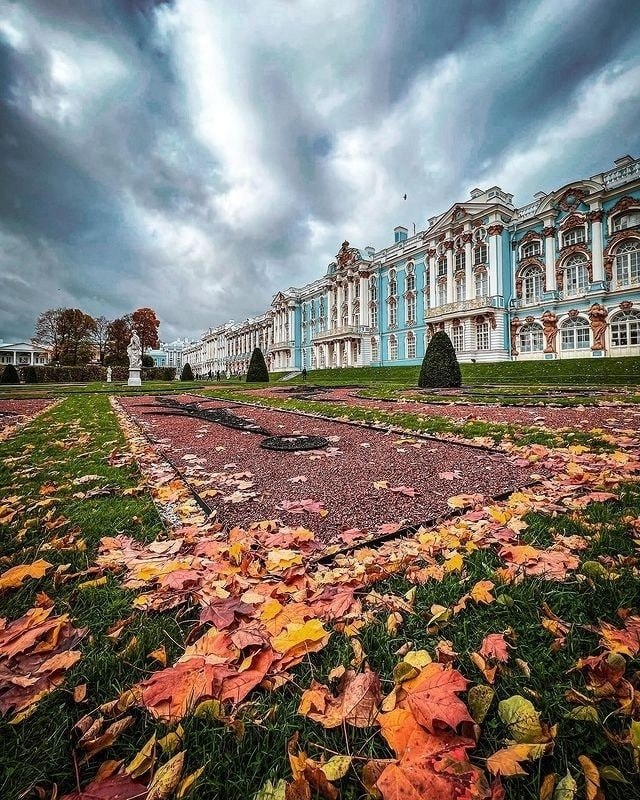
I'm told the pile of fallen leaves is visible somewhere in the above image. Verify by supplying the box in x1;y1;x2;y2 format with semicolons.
1;395;640;799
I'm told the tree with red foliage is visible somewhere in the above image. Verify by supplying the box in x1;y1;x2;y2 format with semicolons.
132;308;160;354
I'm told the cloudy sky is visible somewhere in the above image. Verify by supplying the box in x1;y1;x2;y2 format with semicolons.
2;0;640;342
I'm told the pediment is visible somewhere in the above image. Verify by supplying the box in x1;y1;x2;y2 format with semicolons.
426;202;501;237
535;180;602;216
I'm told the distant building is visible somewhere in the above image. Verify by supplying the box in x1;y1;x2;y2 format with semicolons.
183;154;640;374
0;340;51;367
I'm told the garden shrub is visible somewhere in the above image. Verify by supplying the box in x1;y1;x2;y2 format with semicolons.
181;363;194;381
418;330;462;388
0;364;20;384
246;348;269;383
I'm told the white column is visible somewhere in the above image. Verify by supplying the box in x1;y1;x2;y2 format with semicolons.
30;351;34;365
590;212;604;282
428;255;437;310
446;244;454;303
347;280;354;324
543;225;556;291
488;233;498;297
464;237;473;299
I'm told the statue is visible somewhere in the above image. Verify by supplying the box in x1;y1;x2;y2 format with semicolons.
127;330;142;369
106;366;112;383
127;330;142;387
588;303;608;350
541;311;558;353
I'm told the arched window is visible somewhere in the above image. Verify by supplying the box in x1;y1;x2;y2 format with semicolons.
519;323;543;353
455;276;466;302
560;317;590;350
610;310;640;347
451;323;464;352
370;303;378;328
612;211;640;232
406;331;416;359
389;335;398;360
562;226;586;247
563;255;589;296
406;266;416;292
371;337;379;362
353;300;360;327
388;269;397;296
521;240;541;259
614;240;640;287
388;297;397;326
424;269;431;309
475;270;488;298
406;293;416;323
370;276;377;301
521;266;543;304
437;256;447;277
437;281;447;305
475;321;489;350
474;243;488;265
341;305;349;328
455;250;465;272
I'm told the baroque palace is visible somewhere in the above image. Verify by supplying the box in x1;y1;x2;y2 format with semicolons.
184;154;640;375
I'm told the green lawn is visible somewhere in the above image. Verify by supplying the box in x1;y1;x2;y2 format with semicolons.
1;391;640;799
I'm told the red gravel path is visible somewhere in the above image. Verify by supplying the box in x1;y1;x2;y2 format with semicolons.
0;399;54;434
254;387;640;433
119;395;536;543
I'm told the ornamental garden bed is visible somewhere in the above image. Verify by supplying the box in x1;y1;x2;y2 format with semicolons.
118;394;537;543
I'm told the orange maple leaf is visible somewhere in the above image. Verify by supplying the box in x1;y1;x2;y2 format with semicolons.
401;663;472;732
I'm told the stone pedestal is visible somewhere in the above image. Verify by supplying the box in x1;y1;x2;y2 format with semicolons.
128;368;142;387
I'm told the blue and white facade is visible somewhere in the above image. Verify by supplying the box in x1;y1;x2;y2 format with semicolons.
184;155;640;375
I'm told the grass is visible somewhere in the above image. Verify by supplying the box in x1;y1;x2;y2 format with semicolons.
1;392;639;798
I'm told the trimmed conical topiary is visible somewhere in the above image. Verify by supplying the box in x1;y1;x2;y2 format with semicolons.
180;362;194;381
24;365;38;384
418;330;461;388
246;347;269;382
0;364;20;384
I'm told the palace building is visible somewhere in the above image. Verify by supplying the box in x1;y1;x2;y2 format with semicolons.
185;154;640;376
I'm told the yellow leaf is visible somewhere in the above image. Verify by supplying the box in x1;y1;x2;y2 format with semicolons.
321;755;352;781
272;618;329;655
126;733;156;779
540;773;556;800
444;552;464;573
158;729;183;755
253;778;287;800
487;743;550;776
498;695;546;743
148;645;167;667
0;559;52;591
403;650;432;670
77;576;107;591
176;766;205;799
146;751;185;800
468;684;494;724
193;699;223;720
553;771;577;800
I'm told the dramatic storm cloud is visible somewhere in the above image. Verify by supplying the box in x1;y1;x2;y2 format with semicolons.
2;0;640;341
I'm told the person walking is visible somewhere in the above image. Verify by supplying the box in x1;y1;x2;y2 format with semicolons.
301;367;307;381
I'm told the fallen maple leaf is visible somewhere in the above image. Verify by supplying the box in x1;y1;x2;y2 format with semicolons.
298;669;381;728
478;634;510;663
401;663;472;732
0;559;52;592
60;774;147;800
486;743;551;776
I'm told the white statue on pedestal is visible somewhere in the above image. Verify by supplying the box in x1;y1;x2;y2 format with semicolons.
127;330;142;387
106;366;112;383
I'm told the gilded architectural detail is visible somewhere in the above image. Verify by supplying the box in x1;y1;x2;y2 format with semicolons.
541;226;556;237
444;239;454;250
510;316;522;355
611;196;640;215
336;241;361;271
487;224;504;236
461;232;473;244
586;209;604;222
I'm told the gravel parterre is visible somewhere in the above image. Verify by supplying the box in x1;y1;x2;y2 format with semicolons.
119;394;538;543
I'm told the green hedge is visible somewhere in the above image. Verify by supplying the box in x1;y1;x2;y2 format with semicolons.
0;365;176;383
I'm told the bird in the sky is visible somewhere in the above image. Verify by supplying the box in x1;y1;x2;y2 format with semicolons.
403;194;407;200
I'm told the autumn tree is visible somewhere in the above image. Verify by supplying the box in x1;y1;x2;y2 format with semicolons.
34;307;96;364
92;315;110;364
57;309;97;365
418;330;462;388
246;348;269;382
34;308;64;360
105;316;132;366
132;307;160;354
